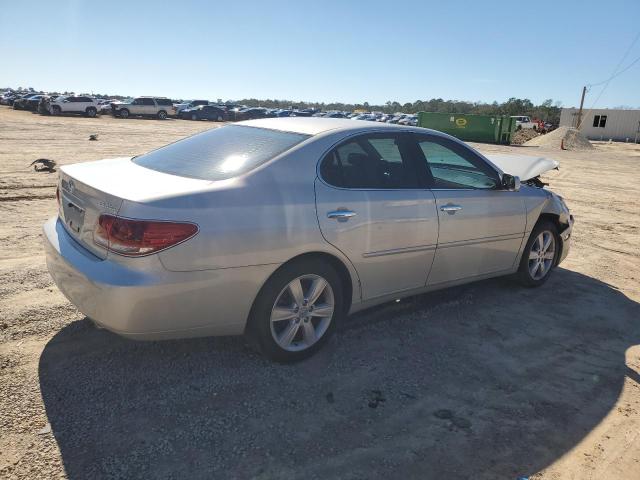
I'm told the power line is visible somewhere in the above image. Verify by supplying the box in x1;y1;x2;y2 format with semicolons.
587;53;640;87
577;29;640;128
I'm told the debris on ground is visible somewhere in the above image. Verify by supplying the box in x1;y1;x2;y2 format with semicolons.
524;126;593;150
89;134;98;141
29;158;57;172
511;128;540;145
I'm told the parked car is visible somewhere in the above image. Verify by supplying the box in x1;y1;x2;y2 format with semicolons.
111;97;174;119
179;105;227;121
44;118;572;362
174;99;209;115
273;109;293;117
233;107;268;121
49;95;100;117
0;91;20;105
24;94;46;112
13;94;44;111
97;99;118;115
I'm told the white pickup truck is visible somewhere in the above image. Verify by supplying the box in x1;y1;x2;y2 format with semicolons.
511;115;537;130
110;97;175;119
49;95;99;117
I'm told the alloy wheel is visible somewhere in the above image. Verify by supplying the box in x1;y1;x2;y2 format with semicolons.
528;231;556;280
270;274;335;352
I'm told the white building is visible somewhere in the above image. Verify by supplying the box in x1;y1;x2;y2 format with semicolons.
560;108;640;142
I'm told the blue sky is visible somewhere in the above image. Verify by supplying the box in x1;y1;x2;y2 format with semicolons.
1;0;639;108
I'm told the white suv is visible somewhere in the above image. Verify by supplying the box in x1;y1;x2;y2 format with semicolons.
49;96;99;117
111;97;174;119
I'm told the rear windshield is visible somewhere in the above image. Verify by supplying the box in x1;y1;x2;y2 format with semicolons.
133;125;310;180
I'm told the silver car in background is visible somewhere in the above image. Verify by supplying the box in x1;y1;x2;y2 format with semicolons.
44;118;573;362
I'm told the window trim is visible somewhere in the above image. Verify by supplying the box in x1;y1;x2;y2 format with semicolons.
411;133;502;191
317;131;428;191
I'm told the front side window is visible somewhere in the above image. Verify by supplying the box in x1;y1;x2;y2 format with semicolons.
133;125;309;181
320;134;420;189
416;136;499;190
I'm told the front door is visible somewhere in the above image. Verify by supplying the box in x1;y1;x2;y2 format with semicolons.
315;132;439;301
411;134;526;285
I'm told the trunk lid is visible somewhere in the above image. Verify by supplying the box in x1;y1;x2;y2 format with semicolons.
59;157;213;259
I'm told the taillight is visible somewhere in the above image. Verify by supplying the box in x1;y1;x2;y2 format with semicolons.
94;214;198;256
56;186;60;206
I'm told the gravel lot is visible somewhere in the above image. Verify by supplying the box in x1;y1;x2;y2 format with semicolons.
1;107;639;479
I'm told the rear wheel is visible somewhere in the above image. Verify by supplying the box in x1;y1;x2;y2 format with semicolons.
157;110;167;120
119;108;130;119
517;220;559;287
191;113;198;121
86;107;97;118
216;115;223;121
248;259;343;362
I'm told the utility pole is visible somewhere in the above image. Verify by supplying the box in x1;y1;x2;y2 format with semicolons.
576;86;587;128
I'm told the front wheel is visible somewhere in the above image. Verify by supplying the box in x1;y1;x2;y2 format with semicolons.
191;113;198;121
157;110;167;120
517;220;559;287
119;108;130;119
86;107;97;118
51;105;61;115
248;259;343;362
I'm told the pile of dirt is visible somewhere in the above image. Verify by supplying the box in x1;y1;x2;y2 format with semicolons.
524;126;593;150
511;128;540;145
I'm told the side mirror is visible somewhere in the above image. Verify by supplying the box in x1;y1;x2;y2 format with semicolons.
501;174;520;191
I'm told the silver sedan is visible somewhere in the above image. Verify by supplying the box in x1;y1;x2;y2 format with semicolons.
44;118;573;361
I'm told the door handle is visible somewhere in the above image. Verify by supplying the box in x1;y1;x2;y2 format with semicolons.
440;204;462;214
327;209;357;222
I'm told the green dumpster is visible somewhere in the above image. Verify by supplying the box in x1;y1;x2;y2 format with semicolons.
417;112;515;144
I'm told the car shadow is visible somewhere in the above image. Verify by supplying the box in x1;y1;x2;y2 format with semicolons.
39;268;640;479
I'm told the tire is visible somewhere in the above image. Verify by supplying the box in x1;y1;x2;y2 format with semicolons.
119;108;130;119
216;115;223;122
13;103;20;110
86;107;97;118
51;105;61;115
191;113;198;121
247;259;343;363
157;110;167;120
517;220;559;287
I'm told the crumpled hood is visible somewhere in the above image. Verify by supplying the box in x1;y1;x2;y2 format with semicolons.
485;154;559;181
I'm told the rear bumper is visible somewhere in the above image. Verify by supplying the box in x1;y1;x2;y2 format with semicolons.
43;217;277;340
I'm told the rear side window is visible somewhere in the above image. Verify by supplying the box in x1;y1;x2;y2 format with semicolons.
320;134;420;189
156;98;173;106
133;125;310;180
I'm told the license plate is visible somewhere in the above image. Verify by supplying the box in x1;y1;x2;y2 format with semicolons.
63;201;85;234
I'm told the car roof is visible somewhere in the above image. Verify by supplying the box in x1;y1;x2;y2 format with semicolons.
239;117;415;136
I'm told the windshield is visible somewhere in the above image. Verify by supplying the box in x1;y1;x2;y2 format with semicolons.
133;125;310;181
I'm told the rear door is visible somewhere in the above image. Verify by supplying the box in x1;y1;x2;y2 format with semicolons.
315;132;439;301
411;134;526;285
66;96;81;113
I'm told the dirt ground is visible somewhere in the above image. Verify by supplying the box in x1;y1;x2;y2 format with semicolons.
1;107;639;479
